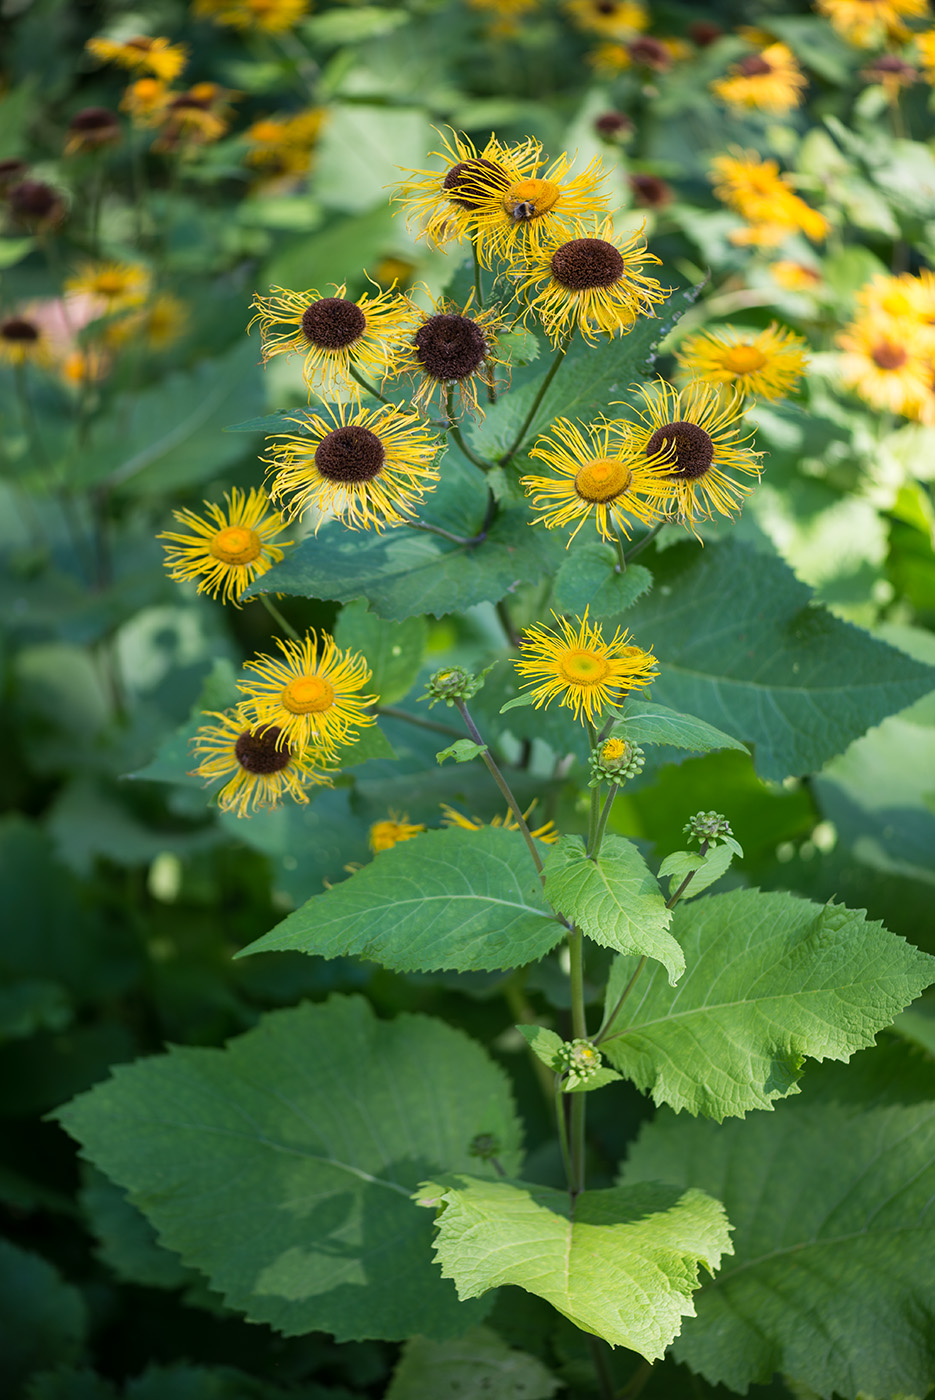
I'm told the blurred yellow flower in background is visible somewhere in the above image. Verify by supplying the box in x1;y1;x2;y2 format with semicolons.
86;35;188;81
711;43;807;113
369;813;426;853
676;323;809;400
816;0;929;48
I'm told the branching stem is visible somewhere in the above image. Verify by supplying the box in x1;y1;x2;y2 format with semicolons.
257;593;301;641
454;700;543;877
500;326;575;465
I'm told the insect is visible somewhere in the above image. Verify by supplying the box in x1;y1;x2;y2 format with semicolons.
511;200;537;222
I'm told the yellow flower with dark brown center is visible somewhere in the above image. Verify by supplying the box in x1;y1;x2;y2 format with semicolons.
513;217;668;345
816;0;929;48
152;84;238;152
394;129;514;252
564;0;648;39
237;631;377;758
0;314;52;368
192;0;309;32
120;78;172;128
611;379;763;530
158;487;291;606
515;610;658;726
86;35;188;82
191;711;332;818
244;107;326;176
439;803;559;843
263;402;443;532
248;282;415;401
395;294;504;416
862;53;920;100
65;260;150;315
64;107;121;156
835;315;931;416
369;812;427;853
856;271;935;346
676;323;809;401
521;417;673;543
710;43;807;114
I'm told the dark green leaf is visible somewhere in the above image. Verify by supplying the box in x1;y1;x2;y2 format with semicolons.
333;600;427;705
611;700;748;755
551;547;653;617
386;1326;559;1400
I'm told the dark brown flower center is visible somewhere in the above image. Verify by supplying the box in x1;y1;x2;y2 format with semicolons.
550;238;625;291
594;111;633;138
9;180;59;217
595;1;616;13
235;727;291;775
646;421;714;480
628;37;671;70
315;425;385;483
443;158;508;211
0;158;28;181
736;55;773;77
413;313;486;381
690;21;722;46
70;106;118;132
301;297;366;350
870;341;908;370
629;173;673;209
0;317;40;343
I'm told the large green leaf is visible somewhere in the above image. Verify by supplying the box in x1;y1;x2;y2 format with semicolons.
623;1060;935;1397
240;827;562;973
551;547;653;618
542;836;681;984
57;996;522;1342
418;1174;731;1359
624;539;935;779
611;700;748;756
600;888;935;1119
333;600;427;705
0;1239;87;1391
386;1326;559;1400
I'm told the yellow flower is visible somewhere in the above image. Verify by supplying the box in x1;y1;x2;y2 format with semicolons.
263;401;443;532
916;28;935;80
769;260;823;293
521;417;673;544
512;217;668;346
815;0;929;48
369;811;426;853
61;347;111;386
676;323;809;401
237;630;377;758
0;314;53;368
190;710;332;819
394;129;511;252
710;43;807;114
245;107;326;175
856;271;935;343
65;260;150;315
612;379;763;530
586;41;633;74
564;0;647;39
153;84;238;152
248;282;415;401
710;149;829;246
86;35;188;82
106;293;189;351
394;293;504;416
192;0;310;32
515;610;658;726
158;488;291;606
835;315;931;416
439;802;559;844
120;78;172;128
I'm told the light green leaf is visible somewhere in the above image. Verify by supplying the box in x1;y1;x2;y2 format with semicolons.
543;835;681;984
499;693;537;715
623;1071;935;1396
0;1239;87;1392
436;740;486;765
657;844;734;899
263;205;394;294
303;6;410;44
313;105;431;214
514;1026;621;1093
0;237;34;268
515;1024;564;1070
336;720;395;767
239;826;563;973
333;600;426;706
625;540;935;779
551;548;652;618
601;888;935;1119
386;1325;559;1400
417;1174;732;1359
609;701;748;755
57;996;522;1342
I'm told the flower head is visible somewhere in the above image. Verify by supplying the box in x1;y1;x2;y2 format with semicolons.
369;812;426;853
612;379;763;530
65;260;150;315
237;630;377;758
244;107;326;177
395;293;504;415
64;107;121;156
514;217;668;345
0;314;53;368
394;129;513;251
440;802;559;843
190;710;332;818
514;610;658;725
835;314;931;416
248;282;414;402
522;416;673;544
86;35;188;82
710;149;829;246
120;78;172;128
564;0;647;39
192;0;310;32
711;44;807;114
676;322;809;401
263;402;442;532
6;180;66;231
158;488;291;606
815;0;928;47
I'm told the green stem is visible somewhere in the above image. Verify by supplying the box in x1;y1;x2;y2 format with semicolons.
623;520;663;565
585;716;600;845
495;597;520;648
258;592;301;640
500;325;575;465
471;238;484;310
589;784;618;860
613;529;628;573
665;838;709;910
377;704;462;738
586;1335;617;1400
454;699;543;877
567;928;588;1197
348;364;392;405
406;519;481;547
445;383;496;471
555;1074;573;1186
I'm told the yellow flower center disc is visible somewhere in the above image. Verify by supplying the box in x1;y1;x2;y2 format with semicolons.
210;526;262;565
503;178;561;219
95;273;129;297
574;457;633;503
601;737;627;761
721;344;768;374
281;674;335;715
558;649;611;686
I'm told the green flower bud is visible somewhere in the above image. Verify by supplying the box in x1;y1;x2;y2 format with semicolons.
588;736;645;787
421;665;489;708
684;810;733;845
558;1038;602;1082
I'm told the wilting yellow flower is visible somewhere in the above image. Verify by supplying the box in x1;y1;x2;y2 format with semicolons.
440;803;559;843
120;78;172;128
369;812;426;853
86;35;188;82
515;610;658;726
237;630;377;758
710;148;829;246
190;710;332;819
815;0;929;48
676;323;809;401
106;293;189;351
0;314;53;368
249;282;415;401
612;379;763;529
394;129;509;252
711;43;807;114
513;217;668;345
394;293;504;416
192;0;310;32
263;401;443;532
835;315;931;416
158;488;291;606
64;107;122;157
521;417;673;544
65;260;151;315
564;0;647;39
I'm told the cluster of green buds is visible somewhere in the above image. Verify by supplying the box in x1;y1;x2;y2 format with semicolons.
558;1038;603;1088
468;1132;502;1162
421;665;491;709
588;734;645;788
684;811;734;845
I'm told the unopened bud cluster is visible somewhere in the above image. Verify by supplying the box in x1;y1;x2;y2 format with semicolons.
588;736;645;787
558;1038;602;1083
422;665;486;709
684;811;733;845
468;1132;501;1161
